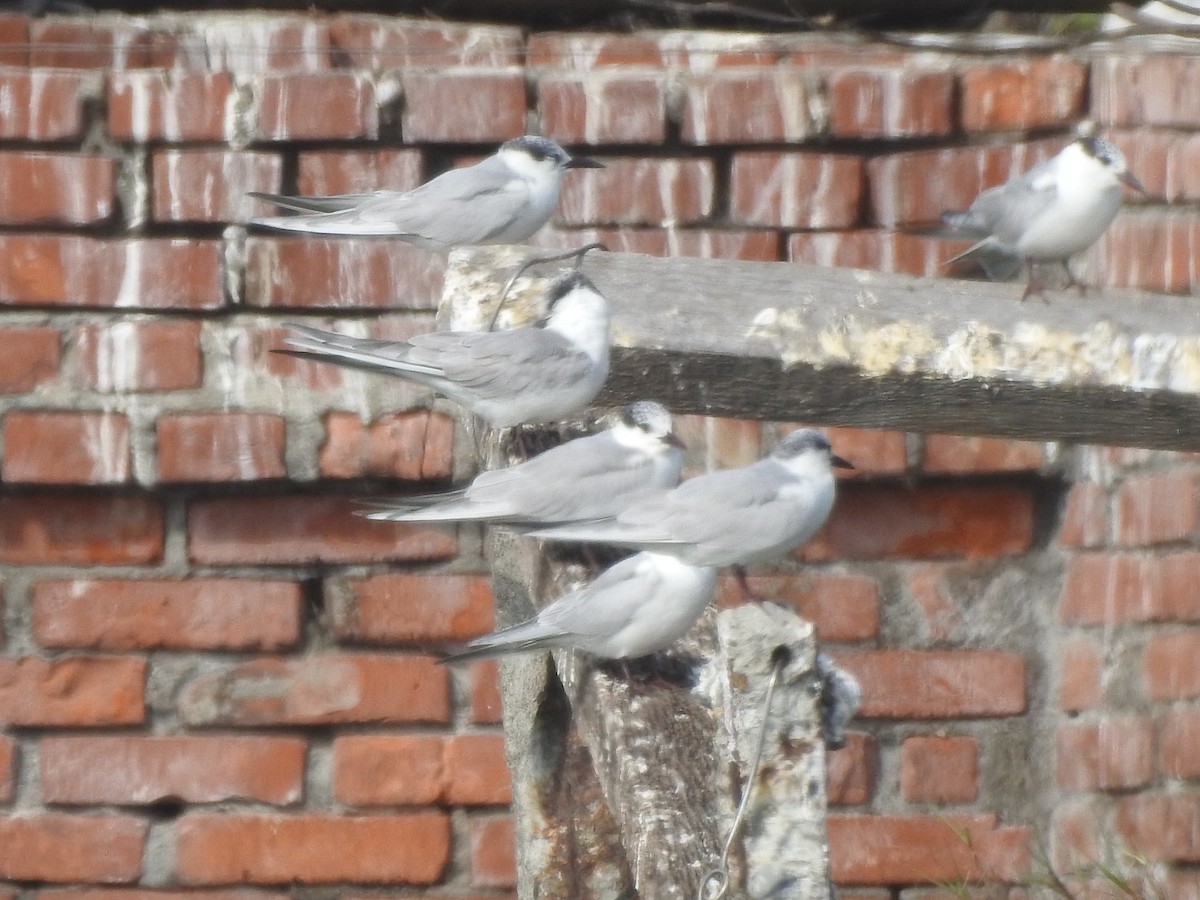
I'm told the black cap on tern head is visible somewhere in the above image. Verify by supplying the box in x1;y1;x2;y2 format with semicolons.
620;400;678;443
774;428;854;469
504;135;603;170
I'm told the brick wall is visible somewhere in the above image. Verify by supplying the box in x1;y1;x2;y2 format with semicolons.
0;10;1197;897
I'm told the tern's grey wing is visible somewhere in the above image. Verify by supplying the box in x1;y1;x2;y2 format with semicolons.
540;556;659;638
248;191;375;214
966;167;1059;247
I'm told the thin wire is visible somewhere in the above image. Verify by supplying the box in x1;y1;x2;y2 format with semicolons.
696;649;786;900
488;242;608;332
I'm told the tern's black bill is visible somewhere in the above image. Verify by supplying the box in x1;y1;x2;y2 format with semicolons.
566;156;604;169
1119;171;1147;195
831;454;855;470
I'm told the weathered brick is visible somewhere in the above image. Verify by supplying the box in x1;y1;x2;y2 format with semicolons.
333;734;510;806
1058;482;1109;549
819;426;907;478
835;650;1026;719
74;320;202;393
1096;211;1200;295
109;72;234;143
0;326;59;393
716;573;879;642
187;494;457;565
1059;636;1104;712
1144;631;1200;701
828;732;874;806
157;413;288;483
788;229;963;278
328;18;522;69
296;149;423;197
1114;469;1199;546
0;71;85;141
1051;797;1105;872
470;814;516;889
527;32;671;69
178;654;449;726
960;56;1086;132
1093;56;1200;127
331;574;494;644
0;16;26;67
900;735;978;804
533;226;781;261
730;153;862;229
40;888;290;900
1060;553;1200;624
0;657;145;726
556;157;712;227
0;736;13;803
177;813;450;885
243;237;444;310
253;73;376;141
672;416;762;479
828;814;1029;884
538;72;666;144
29;20;115;68
681;70;818;144
152;150;283;224
1116;793;1200;861
471;660;503;724
1056;716;1154;791
3;411;130;485
318;410;455;481
401;70;526;142
32;579;302;652
183;17;329;72
40;736;305;805
804;484;1035;561
901;564;964;643
1159;707;1200;780
0;494;163;565
0;815;147;882
0;236;223;309
827;68;954;138
921;434;1045;475
0;153;115;225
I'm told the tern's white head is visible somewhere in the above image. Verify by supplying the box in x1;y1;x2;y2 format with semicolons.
1067;137;1146;195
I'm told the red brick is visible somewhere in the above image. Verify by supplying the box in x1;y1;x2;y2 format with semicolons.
1097;212;1200;295
0;14;25;66
152;150;282;224
902;564;964;642
819;426;907;479
533;226;781;261
673;415;762;479
960;57;1086;132
0;815;146;882
157;413;287;483
527;32;672;69
804;484;1035;561
1093;56;1200;127
0;235;223;309
176;813;450;885
558;157;713;227
471;814;516;889
901;735;979;804
1056;716;1153;791
187;494;457;566
1051;797;1105;872
836;650;1026;719
0;326;59;393
1159;707;1200;779
1110;129;1174;202
243;236;444;310
333;733;510;806
328;18;522;69
401;70;526;142
188;17;329;72
716;573;879;642
1117;793;1200;861
3;411;130;485
1060;553;1200;624
471;660;503;724
39;886;290;900
1114;469;1199;546
1144;631;1200;701
74;320;202;393
730;152;862;229
0;736;13;803
538;72;666;144
296;149;423;197
0;71;85;141
318;410;455;480
0;494;163;565
867;142;1060;228
921;434;1044;475
29;20;115;68
827;68;954;138
1058;482;1109;549
788;229;963;277
828;732;874;806
681;70;817;144
178;654;449;726
253;73;376;141
331;573;494;644
0;657;144;726
41;736;305;805
0;153;115;225
1059;637;1104;712
32;579;302;652
828;814;1029;884
109;72;234;142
